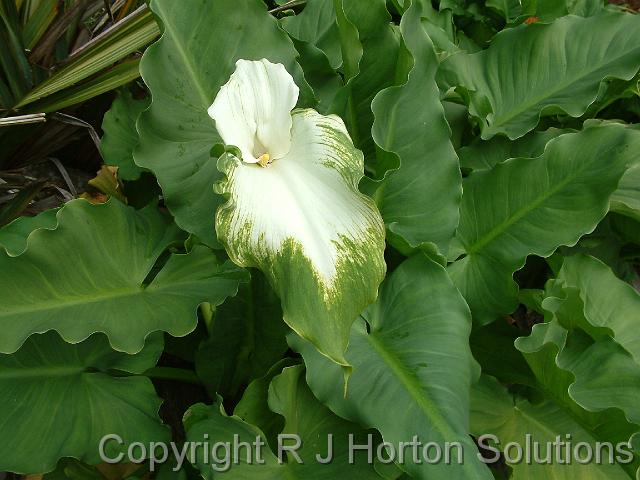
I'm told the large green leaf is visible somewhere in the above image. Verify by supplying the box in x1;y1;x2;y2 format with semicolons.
538;323;640;427
516;320;640;439
517;321;640;470
547;254;640;363
184;365;380;479
101;90;150;181
471;375;639;479
0;331;169;474
438;12;640;139
448;124;640;324
530;255;640;426
457;124;640;234
134;0;310;248
0;199;246;354
290;254;493;479
499;255;640;476
370;0;461;254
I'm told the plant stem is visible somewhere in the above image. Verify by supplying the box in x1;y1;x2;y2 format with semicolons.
269;1;306;14
143;367;202;385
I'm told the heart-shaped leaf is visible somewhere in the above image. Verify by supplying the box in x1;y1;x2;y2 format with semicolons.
0;331;169;474
0;199;246;354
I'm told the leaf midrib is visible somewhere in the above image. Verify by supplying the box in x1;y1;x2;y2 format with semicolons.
0;366;86;380
364;331;459;441
0;274;220;318
0;287;144;317
364;331;488;476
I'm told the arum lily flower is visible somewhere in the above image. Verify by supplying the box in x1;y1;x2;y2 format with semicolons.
209;59;386;367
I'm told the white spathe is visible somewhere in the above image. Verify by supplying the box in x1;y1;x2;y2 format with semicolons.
218;110;383;283
210;59;385;288
208;58;299;164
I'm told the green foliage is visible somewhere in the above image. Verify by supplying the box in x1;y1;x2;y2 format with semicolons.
471;375;638;479
449;124;640;324
370;0;461;254
613;164;640;221
1;0;640;478
0;332;170;474
438;12;640;139
185;365;380;478
290;253;492;479
195;270;289;401
101;89;150;181
0;199;246;354
1;1;158;112
15;5;159;110
0;207;57;255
